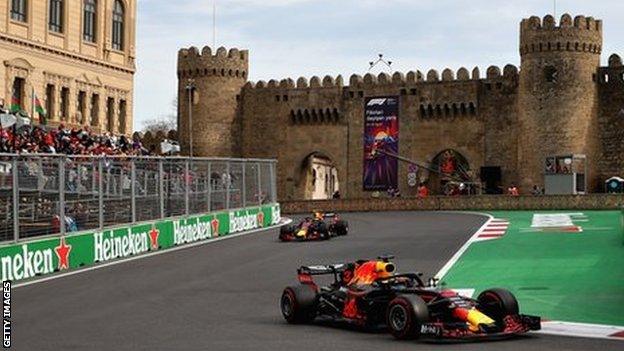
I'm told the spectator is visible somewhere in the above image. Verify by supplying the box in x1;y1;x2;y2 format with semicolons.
0;123;150;156
393;188;401;197
417;183;429;198
507;183;520;196
531;185;542;196
332;190;341;199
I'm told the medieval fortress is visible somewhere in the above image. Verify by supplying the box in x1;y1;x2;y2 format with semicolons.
177;14;624;200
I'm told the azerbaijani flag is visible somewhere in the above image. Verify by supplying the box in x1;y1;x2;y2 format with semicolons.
10;93;20;113
34;93;47;125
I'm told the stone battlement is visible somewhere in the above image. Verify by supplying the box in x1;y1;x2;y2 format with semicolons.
178;46;248;80
242;65;518;91
520;14;602;56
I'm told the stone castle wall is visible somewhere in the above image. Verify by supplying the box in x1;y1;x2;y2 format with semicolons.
178;14;624;200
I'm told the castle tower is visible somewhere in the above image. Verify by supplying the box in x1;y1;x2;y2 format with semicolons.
518;14;603;191
177;46;248;156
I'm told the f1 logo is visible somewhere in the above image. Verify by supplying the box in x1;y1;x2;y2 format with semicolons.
367;98;387;106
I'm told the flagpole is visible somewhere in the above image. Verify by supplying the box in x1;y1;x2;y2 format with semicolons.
32;86;35;125
213;0;217;49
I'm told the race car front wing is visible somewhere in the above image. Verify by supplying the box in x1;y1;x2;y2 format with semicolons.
419;314;541;340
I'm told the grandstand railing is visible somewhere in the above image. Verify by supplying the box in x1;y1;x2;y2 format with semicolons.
0;154;277;243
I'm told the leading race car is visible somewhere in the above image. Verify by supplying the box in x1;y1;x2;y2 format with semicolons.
280;256;540;341
279;212;348;242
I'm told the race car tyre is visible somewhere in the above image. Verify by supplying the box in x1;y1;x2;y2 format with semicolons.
279;225;295;242
281;285;318;324
386;295;430;340
333;220;349;236
477;288;519;323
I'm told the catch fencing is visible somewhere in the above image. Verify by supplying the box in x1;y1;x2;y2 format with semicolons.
0;154;277;242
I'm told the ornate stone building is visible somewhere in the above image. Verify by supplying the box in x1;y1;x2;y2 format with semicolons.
1;0;136;134
178;14;624;200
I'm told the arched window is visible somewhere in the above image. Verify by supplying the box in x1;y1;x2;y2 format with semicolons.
11;0;27;22
112;0;124;50
83;0;97;42
49;0;64;33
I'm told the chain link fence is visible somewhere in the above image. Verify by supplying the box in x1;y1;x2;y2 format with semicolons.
0;154;277;243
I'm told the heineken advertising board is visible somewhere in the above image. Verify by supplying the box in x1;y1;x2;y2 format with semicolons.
0;204;281;282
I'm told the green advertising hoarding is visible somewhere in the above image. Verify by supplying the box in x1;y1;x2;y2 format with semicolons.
0;204;281;282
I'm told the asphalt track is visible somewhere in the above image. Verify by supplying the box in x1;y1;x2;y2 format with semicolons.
14;212;623;350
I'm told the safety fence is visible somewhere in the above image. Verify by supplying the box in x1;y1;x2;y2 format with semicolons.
0;154;277;242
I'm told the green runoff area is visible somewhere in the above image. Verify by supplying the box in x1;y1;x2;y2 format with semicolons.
442;210;624;327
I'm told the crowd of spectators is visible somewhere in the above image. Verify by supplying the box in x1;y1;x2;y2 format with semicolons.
0;111;150;156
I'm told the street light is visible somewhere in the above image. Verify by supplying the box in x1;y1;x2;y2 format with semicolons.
185;79;195;157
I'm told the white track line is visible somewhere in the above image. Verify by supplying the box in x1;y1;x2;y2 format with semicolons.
434;213;493;280
538;321;624;341
13;218;293;289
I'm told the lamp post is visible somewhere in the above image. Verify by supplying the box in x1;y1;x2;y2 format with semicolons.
185;79;195;157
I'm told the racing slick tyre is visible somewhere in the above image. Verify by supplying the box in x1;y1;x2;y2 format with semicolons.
386;295;430;340
281;285;318;324
333;220;349;236
477;288;519;324
279;225;295;242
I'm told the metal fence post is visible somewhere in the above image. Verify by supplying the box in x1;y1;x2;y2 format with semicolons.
241;161;246;208
225;162;231;209
12;157;19;242
99;158;104;230
59;157;66;236
207;161;212;212
185;159;190;216
269;161;276;203
257;162;262;206
131;158;136;223
159;159;164;219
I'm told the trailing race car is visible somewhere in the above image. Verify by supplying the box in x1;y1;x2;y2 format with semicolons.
280;256;540;341
279;212;348;242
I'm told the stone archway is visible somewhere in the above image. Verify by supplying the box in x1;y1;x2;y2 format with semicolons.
295;152;340;200
427;149;473;195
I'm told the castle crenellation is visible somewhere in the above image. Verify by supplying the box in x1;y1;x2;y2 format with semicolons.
177;14;624;200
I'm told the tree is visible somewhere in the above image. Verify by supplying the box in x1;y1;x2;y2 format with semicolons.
141;97;177;133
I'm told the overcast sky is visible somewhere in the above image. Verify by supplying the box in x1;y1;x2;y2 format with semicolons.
134;0;624;130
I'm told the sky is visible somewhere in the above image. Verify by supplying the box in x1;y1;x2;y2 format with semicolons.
134;0;624;130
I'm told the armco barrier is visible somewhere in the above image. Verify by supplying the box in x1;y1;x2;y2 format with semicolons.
281;195;624;214
0;203;280;282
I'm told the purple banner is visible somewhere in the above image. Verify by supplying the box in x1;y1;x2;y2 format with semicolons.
363;96;399;191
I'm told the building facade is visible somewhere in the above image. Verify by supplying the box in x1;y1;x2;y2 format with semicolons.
1;0;136;134
178;14;624;200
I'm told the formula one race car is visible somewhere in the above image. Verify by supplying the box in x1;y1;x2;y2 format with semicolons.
279;212;348;242
280;256;540;341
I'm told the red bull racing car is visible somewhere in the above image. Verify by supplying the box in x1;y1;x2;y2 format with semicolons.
280;256;540;341
279;212;348;242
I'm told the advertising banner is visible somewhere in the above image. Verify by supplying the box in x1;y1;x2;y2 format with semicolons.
363;96;400;190
0;204;281;282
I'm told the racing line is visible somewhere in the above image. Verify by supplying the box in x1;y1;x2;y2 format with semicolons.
13;212;624;350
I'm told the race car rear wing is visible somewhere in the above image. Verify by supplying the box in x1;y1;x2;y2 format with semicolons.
298;264;347;275
297;264;348;286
